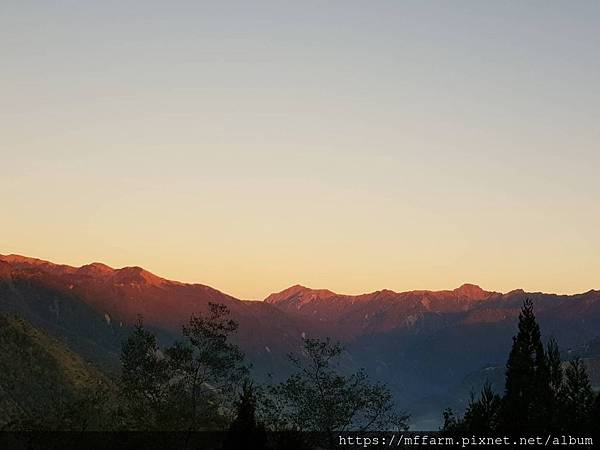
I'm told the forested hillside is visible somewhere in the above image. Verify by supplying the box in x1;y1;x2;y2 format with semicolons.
0;314;109;428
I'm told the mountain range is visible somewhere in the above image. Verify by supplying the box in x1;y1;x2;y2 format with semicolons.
1;253;599;428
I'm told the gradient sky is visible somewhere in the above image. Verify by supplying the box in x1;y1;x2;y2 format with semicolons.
2;1;599;299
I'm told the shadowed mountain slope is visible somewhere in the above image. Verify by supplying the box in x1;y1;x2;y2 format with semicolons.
0;314;108;427
2;254;600;427
0;255;313;377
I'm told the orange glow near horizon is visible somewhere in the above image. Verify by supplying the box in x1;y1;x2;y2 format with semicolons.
2;3;599;299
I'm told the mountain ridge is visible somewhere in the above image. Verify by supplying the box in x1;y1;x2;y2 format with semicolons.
2;253;600;428
1;254;502;301
5;253;597;303
3;252;600;347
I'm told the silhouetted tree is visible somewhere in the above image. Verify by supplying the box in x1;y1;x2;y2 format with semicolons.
223;382;266;450
442;301;598;435
120;318;172;429
441;382;501;433
502;299;551;432
261;337;408;448
563;358;594;433
462;382;502;432
165;302;249;430
119;304;248;431
441;407;460;432
547;338;564;396
546;338;565;431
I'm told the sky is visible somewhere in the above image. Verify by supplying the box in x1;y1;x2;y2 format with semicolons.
2;1;599;300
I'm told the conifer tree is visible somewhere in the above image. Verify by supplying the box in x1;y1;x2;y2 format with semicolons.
440;383;501;433
546;338;564;431
502;299;551;432
461;382;502;432
563;358;594;432
547;338;564;397
442;301;598;435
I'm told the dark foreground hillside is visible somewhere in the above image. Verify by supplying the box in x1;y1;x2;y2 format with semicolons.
0;314;109;428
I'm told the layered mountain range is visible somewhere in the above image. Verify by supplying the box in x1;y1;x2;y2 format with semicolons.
1;253;599;427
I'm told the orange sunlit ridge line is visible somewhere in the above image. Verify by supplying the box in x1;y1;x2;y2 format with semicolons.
1;253;597;302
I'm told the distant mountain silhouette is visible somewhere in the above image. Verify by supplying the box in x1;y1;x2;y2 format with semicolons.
2;253;600;427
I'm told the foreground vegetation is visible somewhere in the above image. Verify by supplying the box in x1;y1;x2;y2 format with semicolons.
0;314;110;429
1;299;598;445
1;304;408;443
443;299;600;433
